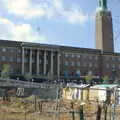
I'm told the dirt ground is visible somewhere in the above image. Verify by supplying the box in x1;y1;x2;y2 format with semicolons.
0;97;120;120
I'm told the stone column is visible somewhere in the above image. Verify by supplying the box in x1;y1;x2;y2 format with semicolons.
57;53;60;79
50;51;53;76
44;50;46;75
36;49;39;75
29;49;32;74
22;47;25;74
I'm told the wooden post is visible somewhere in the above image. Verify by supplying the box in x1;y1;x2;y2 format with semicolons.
81;89;83;101
39;100;43;112
24;112;27;120
103;102;107;120
96;104;102;120
70;102;75;120
86;88;89;101
79;105;84;120
34;96;37;111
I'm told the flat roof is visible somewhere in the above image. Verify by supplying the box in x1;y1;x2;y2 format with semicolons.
0;39;120;55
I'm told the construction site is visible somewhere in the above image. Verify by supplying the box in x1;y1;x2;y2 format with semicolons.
0;83;120;120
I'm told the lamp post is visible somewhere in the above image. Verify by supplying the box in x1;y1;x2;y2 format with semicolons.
32;79;34;86
112;66;116;83
32;78;34;83
17;77;19;81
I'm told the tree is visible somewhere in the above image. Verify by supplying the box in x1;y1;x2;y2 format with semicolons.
102;75;109;83
24;72;32;81
1;64;9;79
85;75;93;84
1;64;10;101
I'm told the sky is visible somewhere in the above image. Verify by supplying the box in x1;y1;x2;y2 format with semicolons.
0;0;120;52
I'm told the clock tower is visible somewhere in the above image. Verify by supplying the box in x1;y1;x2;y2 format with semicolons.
96;0;114;52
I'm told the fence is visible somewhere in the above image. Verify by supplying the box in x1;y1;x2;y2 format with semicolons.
1;96;120;120
0;84;120;120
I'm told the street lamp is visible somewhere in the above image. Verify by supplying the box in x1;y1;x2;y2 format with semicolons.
17;77;19;81
32;78;34;84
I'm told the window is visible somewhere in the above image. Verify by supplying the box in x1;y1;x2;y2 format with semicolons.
76;70;80;76
95;56;98;60
77;55;80;58
70;61;75;66
84;55;87;59
106;56;109;61
118;57;120;61
118;64;120;69
71;54;74;58
2;48;6;52
2;56;5;61
10;48;16;52
65;61;68;66
89;63;92;67
88;70;93;75
10;65;14;72
39;59;42;64
10;57;14;62
25;50;28;54
77;62;80;66
89;56;92;60
106;64;109;68
65;53;68;58
59;54;61;57
25;58;28;63
32;59;35;63
94;64;98;68
46;60;48;64
112;57;115;61
18;49;21;53
64;71;68;77
17;58;21;63
83;63;86;67
112;64;115;68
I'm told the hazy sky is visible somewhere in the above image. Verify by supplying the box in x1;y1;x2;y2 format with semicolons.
0;0;120;52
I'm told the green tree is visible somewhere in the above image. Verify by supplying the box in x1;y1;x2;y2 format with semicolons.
1;64;10;101
102;76;109;83
85;75;93;83
1;64;9;78
24;72;32;82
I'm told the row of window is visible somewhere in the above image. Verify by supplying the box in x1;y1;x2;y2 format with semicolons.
105;56;120;61
64;61;120;69
0;56;21;62
63;70;95;76
64;53;98;60
24;59;50;64
65;53;120;62
106;64;120;69
0;56;58;63
64;61;98;68
24;50;60;56
0;48;21;53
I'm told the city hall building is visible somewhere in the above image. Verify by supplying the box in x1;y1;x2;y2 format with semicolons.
0;0;119;80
